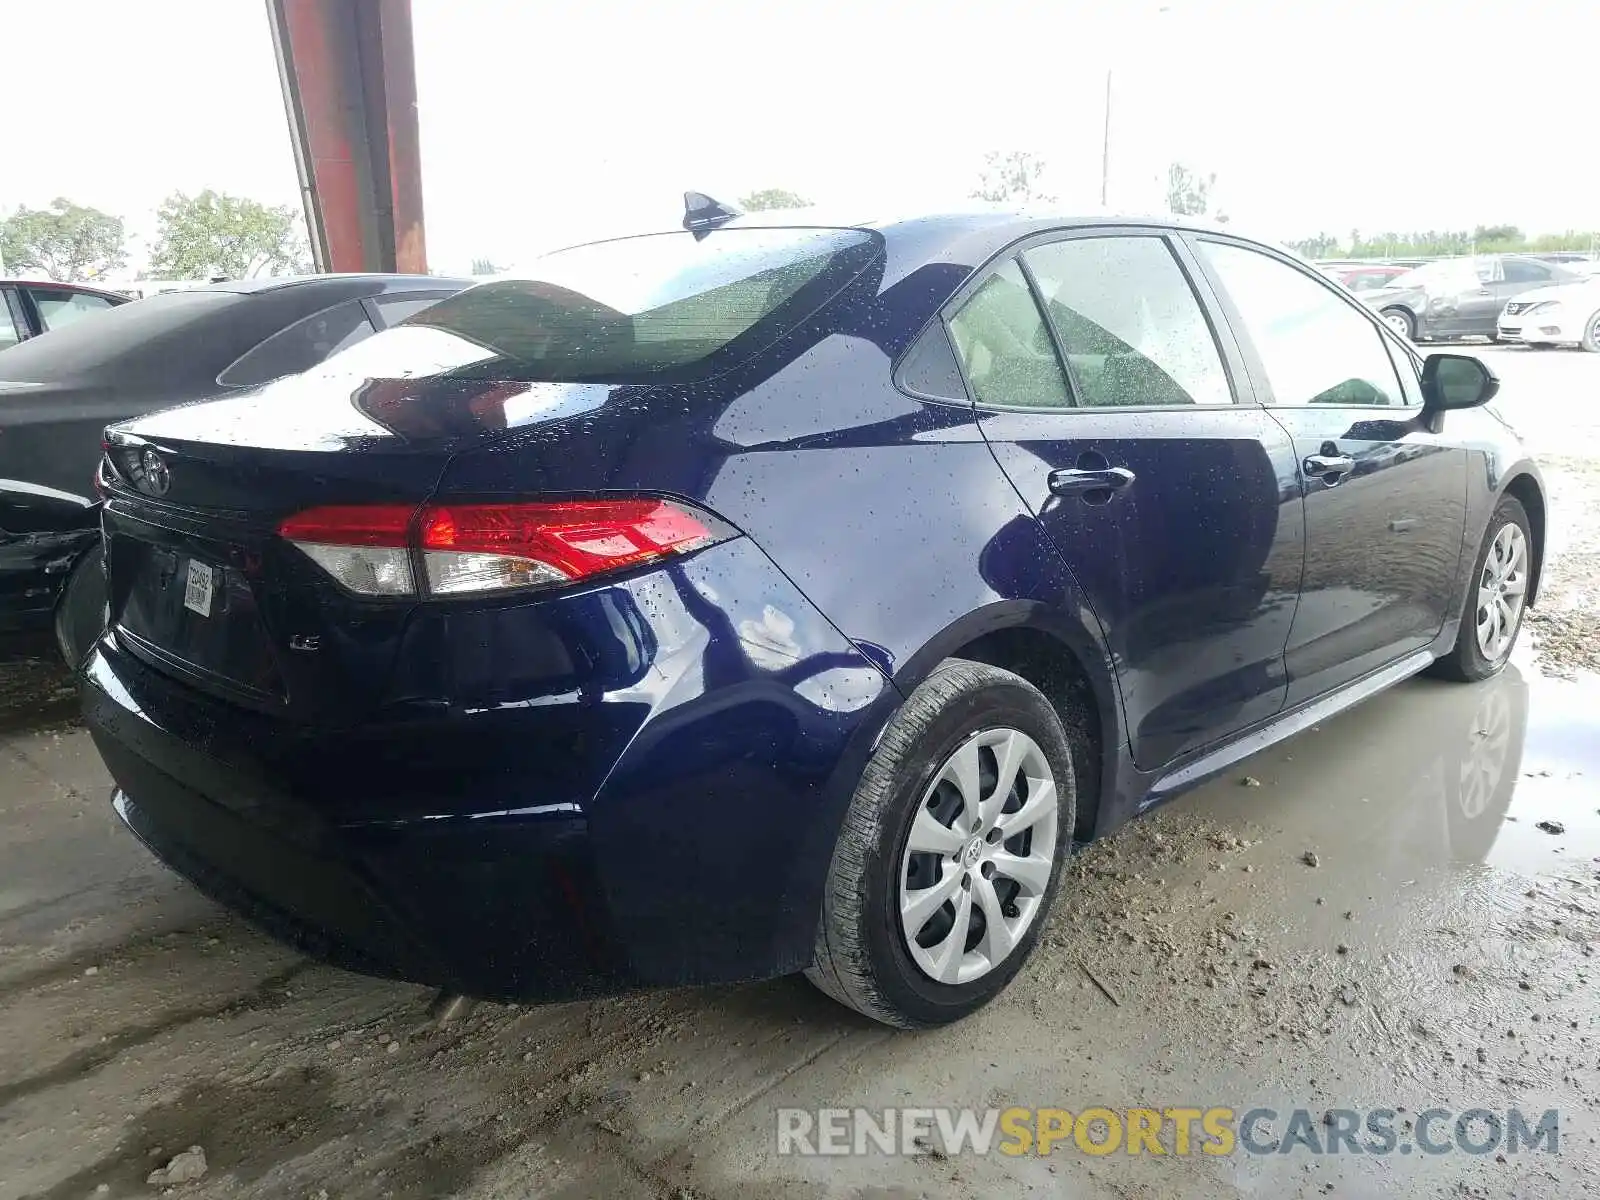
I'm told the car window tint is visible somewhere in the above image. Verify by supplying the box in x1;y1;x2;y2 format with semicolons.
218;300;377;388
27;288;115;332
372;293;447;327
1023;236;1232;408
407;228;879;384
1501;259;1551;284
947;260;1071;409
1201;241;1405;407
0;291;20;350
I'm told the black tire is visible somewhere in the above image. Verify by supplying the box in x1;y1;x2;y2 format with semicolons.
1381;307;1416;340
1429;495;1532;682
53;542;107;668
1486;331;1501;344
805;659;1077;1028
1582;309;1600;354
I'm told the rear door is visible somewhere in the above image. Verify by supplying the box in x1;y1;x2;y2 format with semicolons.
952;229;1305;769
1190;236;1467;704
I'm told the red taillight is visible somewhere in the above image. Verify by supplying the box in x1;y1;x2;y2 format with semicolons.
277;498;728;598
277;505;416;547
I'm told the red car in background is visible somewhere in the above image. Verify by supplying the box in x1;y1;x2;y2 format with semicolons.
1320;263;1411;293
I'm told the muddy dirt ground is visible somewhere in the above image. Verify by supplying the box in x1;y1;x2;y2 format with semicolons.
2;346;1598;1199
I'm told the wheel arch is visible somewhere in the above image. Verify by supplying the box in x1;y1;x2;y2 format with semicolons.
1501;471;1545;606
892;603;1122;842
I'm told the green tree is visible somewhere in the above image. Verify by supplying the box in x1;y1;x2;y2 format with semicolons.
1288;233;1341;259
147;190;310;279
1165;163;1216;217
470;257;503;275
738;188;811;212
971;151;1054;204
0;198;127;281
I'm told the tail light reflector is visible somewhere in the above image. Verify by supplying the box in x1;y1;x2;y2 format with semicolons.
277;498;728;598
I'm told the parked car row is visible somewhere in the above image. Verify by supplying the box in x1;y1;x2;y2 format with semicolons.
0;274;470;660
1355;254;1582;342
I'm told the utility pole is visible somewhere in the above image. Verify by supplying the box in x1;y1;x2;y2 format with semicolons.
1100;69;1113;207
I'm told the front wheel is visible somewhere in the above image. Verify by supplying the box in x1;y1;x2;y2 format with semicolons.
1381;308;1416;340
1582;310;1600;353
1430;495;1532;682
806;659;1076;1028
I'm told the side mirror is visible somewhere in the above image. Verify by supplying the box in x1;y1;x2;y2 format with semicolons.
1421;353;1499;411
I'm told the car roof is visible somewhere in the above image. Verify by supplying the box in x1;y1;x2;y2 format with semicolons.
555;205;1283;287
197;273;475;295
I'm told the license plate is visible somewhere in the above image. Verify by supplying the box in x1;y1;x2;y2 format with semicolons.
183;559;215;617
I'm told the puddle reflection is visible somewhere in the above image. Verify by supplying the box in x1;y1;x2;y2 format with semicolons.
1183;659;1600;882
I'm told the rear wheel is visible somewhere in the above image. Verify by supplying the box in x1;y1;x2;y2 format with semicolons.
1382;308;1415;340
1430;496;1532;682
806;659;1076;1028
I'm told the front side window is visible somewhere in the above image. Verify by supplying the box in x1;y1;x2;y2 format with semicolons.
218;300;377;388
1023;236;1233;408
27;287;115;332
1200;241;1406;407
947;260;1070;408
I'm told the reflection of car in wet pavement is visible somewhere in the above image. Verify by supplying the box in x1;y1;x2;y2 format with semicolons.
0;274;470;663
82;200;1549;1029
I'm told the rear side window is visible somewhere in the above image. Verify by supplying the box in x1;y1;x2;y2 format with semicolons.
218;299;377;388
404;227;879;384
0;290;21;350
1023;236;1233;408
371;293;449;327
947;260;1071;408
1201;241;1406;407
1501;259;1553;284
27;287;116;332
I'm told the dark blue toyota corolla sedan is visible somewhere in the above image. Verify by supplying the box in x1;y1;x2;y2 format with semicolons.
82;201;1545;1027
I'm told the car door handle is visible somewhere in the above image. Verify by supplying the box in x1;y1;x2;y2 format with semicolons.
1048;466;1136;496
1303;453;1354;477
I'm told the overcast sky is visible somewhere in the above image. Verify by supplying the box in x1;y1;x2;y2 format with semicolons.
6;0;1597;274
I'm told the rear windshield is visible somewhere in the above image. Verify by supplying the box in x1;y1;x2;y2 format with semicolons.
397;227;880;384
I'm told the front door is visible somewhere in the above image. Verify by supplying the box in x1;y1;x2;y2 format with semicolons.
947;231;1305;769
1191;237;1468;705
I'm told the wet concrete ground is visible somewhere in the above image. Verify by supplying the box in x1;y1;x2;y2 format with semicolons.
1;345;1597;1199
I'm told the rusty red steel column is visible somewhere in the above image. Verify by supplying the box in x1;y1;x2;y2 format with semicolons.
267;0;428;274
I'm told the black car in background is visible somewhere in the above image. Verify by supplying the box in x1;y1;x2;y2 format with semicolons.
1363;255;1577;341
0;273;471;661
1;279;132;349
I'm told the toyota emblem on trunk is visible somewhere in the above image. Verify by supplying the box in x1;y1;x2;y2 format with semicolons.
139;447;171;497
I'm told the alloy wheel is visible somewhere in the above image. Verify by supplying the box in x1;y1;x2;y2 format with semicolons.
898;728;1058;985
1385;311;1412;338
1475;523;1528;662
1457;686;1511;821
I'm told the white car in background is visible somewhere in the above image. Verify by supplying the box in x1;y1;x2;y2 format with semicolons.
1498;277;1600;351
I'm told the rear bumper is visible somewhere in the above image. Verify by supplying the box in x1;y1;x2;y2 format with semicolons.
83;537;899;1001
